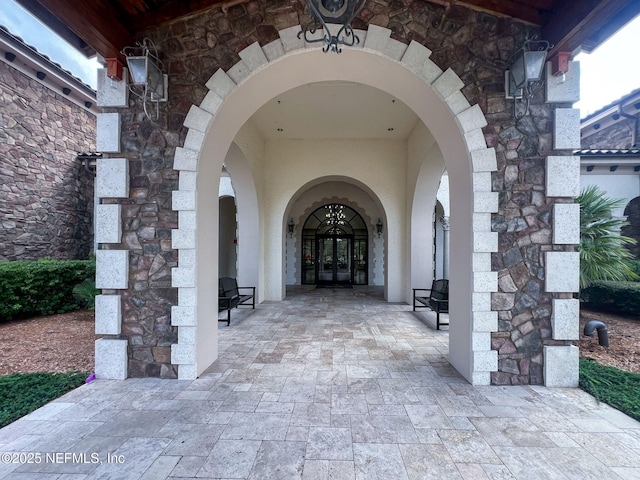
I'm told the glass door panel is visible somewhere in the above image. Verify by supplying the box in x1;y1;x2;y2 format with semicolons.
318;237;333;282
335;237;351;283
302;237;315;284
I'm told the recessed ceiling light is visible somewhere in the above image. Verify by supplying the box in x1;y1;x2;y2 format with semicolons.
277;128;284;132
387;127;394;132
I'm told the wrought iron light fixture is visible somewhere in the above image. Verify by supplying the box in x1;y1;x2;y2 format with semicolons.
288;218;295;237
121;38;167;122
298;0;366;53
505;35;552;118
376;218;383;237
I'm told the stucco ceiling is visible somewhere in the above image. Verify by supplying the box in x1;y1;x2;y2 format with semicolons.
250;81;419;140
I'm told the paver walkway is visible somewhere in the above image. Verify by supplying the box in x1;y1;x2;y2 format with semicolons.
2;286;640;479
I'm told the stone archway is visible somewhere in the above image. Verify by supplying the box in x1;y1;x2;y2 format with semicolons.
170;25;498;383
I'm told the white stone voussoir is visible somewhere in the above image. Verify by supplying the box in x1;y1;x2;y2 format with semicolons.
205;69;237;99
432;68;465;101
174;147;199;171
172;190;196;211
471;148;497;172
239;42;268;71
457;105;488;133
363;24;391;52
279;25;305;52
263;38;286;62
183;127;205;152
184;105;213;133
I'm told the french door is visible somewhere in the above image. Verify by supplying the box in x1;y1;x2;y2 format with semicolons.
317;235;353;285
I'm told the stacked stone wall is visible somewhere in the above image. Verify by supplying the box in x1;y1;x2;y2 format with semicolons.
0;61;95;261
109;0;568;381
582;118;639;149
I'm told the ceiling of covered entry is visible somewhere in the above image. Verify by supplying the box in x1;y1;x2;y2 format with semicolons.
250;82;420;140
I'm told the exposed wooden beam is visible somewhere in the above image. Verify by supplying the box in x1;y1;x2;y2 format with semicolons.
28;0;133;59
543;0;637;57
125;0;228;32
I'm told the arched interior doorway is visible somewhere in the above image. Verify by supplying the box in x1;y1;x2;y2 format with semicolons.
301;203;368;286
171;28;498;384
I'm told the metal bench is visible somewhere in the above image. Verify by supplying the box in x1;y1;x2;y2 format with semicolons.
413;279;449;330
218;277;255;325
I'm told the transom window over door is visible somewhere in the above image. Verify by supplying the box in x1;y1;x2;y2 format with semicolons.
301;204;368;285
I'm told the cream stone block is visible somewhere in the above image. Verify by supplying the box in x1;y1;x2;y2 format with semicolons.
553;203;580;245
446;91;471;115
179;171;197;191
432;68;465;101
178;326;197;346
96;113;121;153
552;299;579;340
385;38;408;60
546;156;580;197
97;68;128;107
474;311;498;332
184;105;213;133
546;61;580;103
205;69;236;99
178;287;197;307
474;272;498;292
239;42;268;71
183;128;205;152
474;350;498;372
473;252;491;272
179;210;197;230
172;190;196;211
474;232;498;252
95;250;129;289
473;212;492;231
474;191;499;213
554;108;581;150
472;371;491;385
200;90;224;115
544;345;579;387
172;267;196;288
178;364;197;380
457;105;488;133
95;204;121;244
95;339;128;380
465;129;488;152
95;295;121;335
178;249;196;267
472;332;491;351
472;292;492;311
171;342;196;364
227;60;250;85
473;172;492;192
172;229;195;249
96;158;129;199
263;39;285;62
398;39;442;83
363;24;391;52
545;251;580;292
471;148;497;172
171;306;196;326
174;147;199;171
279;25;305;52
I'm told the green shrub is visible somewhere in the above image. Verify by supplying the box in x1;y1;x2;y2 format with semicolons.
630;260;640;280
0;260;95;321
581;281;640;317
0;372;88;428
579;358;640;422
72;279;99;310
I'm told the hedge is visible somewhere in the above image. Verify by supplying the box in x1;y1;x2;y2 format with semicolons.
0;260;95;321
581;281;640;317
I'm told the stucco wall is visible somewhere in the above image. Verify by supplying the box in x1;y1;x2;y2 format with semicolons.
0;61;95;260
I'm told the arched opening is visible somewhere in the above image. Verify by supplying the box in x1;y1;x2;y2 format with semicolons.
171;31;497;384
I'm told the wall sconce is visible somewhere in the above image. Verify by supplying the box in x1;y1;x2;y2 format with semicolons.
505;35;552;119
288;218;295;237
298;0;367;53
121;38;167;122
376;218;383;238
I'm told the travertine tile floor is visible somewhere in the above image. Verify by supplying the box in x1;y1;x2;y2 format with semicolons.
2;286;640;479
